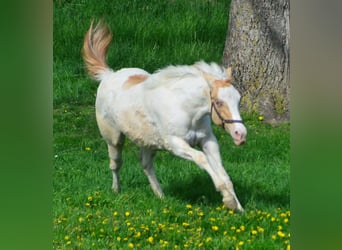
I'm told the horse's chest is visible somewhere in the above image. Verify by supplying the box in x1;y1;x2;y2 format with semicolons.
184;130;206;146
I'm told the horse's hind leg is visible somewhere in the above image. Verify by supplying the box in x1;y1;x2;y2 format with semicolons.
96;112;125;193
140;148;164;198
107;134;125;193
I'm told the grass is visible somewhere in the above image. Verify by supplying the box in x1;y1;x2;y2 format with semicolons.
53;0;290;249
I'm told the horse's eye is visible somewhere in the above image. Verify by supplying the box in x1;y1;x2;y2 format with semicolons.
215;100;224;107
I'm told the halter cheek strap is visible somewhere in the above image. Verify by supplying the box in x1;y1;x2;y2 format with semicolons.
211;102;244;128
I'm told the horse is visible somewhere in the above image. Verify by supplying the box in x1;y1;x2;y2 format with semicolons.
82;20;247;211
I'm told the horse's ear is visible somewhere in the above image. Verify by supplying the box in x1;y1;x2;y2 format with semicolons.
226;67;232;81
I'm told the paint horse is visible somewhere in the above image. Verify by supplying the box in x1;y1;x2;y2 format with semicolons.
83;21;247;211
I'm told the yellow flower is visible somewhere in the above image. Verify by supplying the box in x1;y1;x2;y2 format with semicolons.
78;217;84;223
186;204;192;209
147;236;154;244
113;211;118;216
212;225;219;231
277;231;286;238
85;147;91;151
258;115;264;121
257;226;264;233
125;211;130;217
251;230;258;235
128;243;134;248
182;222;190;227
64;235;70;241
205;237;212;242
238;241;244;246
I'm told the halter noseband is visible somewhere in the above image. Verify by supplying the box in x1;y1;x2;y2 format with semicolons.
211;101;244;129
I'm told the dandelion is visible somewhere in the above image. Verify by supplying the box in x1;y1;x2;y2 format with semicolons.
258;115;264;121
251;230;258;235
257;226;264;233
128;242;134;248
284;218;289;223
64;235;70;241
212;225;219;231
78;217;84;223
197;211;204;217
125;211;130;217
186;204;192;209
205;237;212;242
113;211;118;216
87;196;93;201
147;236;154;244
277;231;286;238
182;222;190;227
238;241;244;246
117;237;121;242
85;147;91;151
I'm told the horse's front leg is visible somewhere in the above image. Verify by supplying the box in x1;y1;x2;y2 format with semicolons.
201;135;244;212
166;136;242;211
140;147;164;198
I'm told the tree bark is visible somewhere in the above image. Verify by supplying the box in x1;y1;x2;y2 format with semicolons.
222;0;290;123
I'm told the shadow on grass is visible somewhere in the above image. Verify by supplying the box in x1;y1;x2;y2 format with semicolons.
165;173;289;209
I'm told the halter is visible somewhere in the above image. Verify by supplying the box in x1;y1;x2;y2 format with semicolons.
211;101;244;129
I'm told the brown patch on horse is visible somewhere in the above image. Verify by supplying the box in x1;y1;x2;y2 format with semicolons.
123;74;148;89
211;79;232;99
210;79;233;128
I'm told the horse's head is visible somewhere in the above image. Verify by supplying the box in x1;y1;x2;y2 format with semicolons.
209;68;247;146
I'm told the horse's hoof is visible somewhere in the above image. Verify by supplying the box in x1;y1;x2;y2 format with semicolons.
223;197;244;213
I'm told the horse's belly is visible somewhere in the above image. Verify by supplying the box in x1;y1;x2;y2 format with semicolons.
118;109;165;149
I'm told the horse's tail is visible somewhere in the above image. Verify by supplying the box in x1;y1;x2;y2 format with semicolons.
82;19;113;81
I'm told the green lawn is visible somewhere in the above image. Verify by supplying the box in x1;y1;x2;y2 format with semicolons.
53;1;290;249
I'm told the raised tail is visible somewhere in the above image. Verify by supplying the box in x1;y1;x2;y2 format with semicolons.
82;19;112;81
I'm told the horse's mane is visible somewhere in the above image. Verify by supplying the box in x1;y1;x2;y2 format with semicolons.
146;61;227;88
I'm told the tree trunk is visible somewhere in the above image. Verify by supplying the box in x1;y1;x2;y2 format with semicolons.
222;0;290;123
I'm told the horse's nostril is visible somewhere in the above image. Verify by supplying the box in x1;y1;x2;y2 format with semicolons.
235;131;239;135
